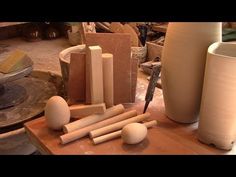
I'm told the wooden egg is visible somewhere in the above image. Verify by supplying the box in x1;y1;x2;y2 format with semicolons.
45;96;70;130
121;123;147;144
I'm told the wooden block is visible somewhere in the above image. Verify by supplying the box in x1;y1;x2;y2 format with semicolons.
85;33;132;104
69;103;106;118
87;46;104;104
123;24;139;47
0;50;33;74
102;53;114;108
68;52;86;104
146;42;163;61
110;22;125;33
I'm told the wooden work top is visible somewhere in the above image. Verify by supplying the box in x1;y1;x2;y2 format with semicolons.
24;73;234;155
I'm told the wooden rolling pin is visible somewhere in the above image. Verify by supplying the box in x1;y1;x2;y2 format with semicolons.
60;110;137;144
92;120;157;145
89;112;150;138
63;104;125;133
69;103;106;118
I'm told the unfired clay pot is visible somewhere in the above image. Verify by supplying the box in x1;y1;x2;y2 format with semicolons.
198;42;236;150
161;22;222;123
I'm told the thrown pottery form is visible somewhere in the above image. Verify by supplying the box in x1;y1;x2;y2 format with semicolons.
161;22;222;123
45;96;70;130
121;123;147;144
198;42;236;150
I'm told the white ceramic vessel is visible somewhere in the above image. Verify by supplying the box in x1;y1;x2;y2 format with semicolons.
198;42;236;150
161;22;222;123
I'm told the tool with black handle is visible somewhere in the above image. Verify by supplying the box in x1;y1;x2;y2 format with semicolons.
143;64;162;113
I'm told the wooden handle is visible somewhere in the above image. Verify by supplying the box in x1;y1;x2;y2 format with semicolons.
89;112;150;138
0;127;25;139
60;110;137;144
63;104;125;133
69;103;106;118
92;120;157;145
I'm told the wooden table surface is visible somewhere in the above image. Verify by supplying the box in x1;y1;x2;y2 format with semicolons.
24;72;235;155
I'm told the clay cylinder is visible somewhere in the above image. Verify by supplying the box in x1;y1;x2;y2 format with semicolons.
161;22;222;123
89;112;150;138
63;104;125;133
102;53;114;108
198;42;236;150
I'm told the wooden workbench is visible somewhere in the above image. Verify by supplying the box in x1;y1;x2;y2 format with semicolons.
24;72;234;155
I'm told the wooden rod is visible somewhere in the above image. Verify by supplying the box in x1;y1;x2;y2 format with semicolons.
60;110;137;144
92;120;157;145
89;112;150;138
63;104;125;133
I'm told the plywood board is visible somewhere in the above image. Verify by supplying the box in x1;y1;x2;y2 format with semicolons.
68;53;86;104
85;33;132;104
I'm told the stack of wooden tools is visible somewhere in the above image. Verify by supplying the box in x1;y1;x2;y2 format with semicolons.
43;25;157;145
44;100;157;145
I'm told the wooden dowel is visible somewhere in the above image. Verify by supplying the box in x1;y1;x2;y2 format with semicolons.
102;53;114;108
92;120;157;145
63;104;125;133
69;103;106;118
60;110;137;144
89;112;150;138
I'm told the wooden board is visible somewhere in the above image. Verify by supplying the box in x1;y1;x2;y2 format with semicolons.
24;76;233;155
85;33;132;104
68;53;86;104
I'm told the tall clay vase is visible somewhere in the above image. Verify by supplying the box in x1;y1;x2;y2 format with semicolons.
161;22;222;123
198;42;236;150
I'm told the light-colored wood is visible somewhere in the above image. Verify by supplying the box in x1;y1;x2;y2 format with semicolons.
146;42;163;61
93;130;122;145
60;110;137;144
92;120;157;144
102;53;114;108
63;104;125;133
89;112;150;138
87;46;104;104
151;24;168;33
123;24;139;47
45;96;70;130
69;103;106;118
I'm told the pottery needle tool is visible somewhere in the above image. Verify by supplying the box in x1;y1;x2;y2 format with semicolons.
143;64;162;113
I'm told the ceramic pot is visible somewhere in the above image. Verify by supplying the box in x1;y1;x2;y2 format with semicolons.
198;42;236;150
161;22;222;123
